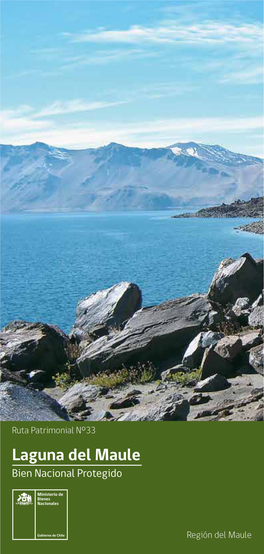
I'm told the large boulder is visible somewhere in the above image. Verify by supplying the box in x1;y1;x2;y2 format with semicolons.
182;331;223;369
240;330;262;350
59;382;101;412
70;282;142;342
249;344;263;375
0;382;69;421
208;253;263;305
214;336;243;361
0;321;70;376
77;294;219;375
118;393;189;421
201;346;233;379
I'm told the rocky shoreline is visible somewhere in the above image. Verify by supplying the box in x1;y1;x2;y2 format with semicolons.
172;196;263;236
235;220;263;235
0;253;263;422
172;196;263;219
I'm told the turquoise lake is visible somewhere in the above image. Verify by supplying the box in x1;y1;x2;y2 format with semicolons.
1;211;263;333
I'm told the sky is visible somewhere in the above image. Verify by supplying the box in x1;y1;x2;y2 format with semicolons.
0;0;263;156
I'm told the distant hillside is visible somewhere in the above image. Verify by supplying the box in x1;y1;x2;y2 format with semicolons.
0;141;263;212
172;196;263;219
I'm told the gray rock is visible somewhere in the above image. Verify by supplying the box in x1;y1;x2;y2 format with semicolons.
77;294;219;376
189;393;211;405
0;320;69;376
0;368;27;386
248;306;264;328
201;346;233;379
252;290;264;309
89;324;109;341
182;331;224;369
109;396;140;409
249;344;264;375
214;336;243;361
233;297;250;311
240;330;262;350
118;394;189;421
0;382;69;421
232;298;251;323
194;374;230;393
28;370;48;384
70;282;142;342
208;253;263;305
252;409;264;421
59;382;100;411
86;411;113;421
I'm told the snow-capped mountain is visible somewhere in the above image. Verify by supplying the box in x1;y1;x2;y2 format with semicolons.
0;141;262;212
169;141;261;166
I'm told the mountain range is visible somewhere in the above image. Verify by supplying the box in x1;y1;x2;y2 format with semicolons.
0;141;263;212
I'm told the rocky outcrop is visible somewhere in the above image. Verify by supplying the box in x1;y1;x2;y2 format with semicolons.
70;282;142;342
208;253;263;305
77;294;220;376
172;196;263;219
0;382;68;421
236;220;263;235
0;321;70;376
118;393;189;421
0;252;263;422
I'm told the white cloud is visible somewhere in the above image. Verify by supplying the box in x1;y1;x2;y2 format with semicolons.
61;48;156;69
64;21;263;46
1;113;263;152
220;66;264;84
36;99;130;117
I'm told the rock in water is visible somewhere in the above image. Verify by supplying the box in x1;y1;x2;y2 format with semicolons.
0;382;69;421
70;282;142;342
0;321;69;376
77;294;218;375
208;253;263;305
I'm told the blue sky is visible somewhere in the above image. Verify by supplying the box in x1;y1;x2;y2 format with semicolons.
0;0;263;155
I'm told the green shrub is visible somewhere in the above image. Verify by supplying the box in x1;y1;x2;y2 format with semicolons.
52;371;72;390
167;368;202;386
52;362;78;390
86;362;157;389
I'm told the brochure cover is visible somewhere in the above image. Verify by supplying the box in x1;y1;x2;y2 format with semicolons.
0;0;263;552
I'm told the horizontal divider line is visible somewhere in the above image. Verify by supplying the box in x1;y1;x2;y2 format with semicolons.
12;464;142;467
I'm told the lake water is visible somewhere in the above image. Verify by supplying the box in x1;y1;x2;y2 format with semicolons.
1;211;263;333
